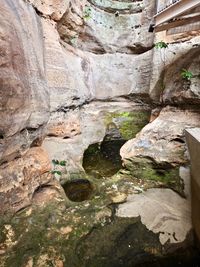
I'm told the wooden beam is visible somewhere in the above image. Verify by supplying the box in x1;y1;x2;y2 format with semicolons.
155;14;200;32
167;21;200;34
154;0;200;27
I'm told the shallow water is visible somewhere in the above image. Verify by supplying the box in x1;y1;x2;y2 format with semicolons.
83;139;126;178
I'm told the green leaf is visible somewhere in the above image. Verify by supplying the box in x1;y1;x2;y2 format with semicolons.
181;69;194;80
154;41;168;49
51;170;62;176
52;159;59;165
83;6;92;20
59;160;66;166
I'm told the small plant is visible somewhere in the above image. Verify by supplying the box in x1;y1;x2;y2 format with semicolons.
154;41;168;49
70;35;79;46
51;159;66;176
181;69;194;80
83;6;92;20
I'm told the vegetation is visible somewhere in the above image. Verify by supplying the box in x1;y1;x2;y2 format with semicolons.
124;157;184;196
70;35;79;46
180;69;194;80
51;159;66;176
154;41;168;49
83;6;92;20
105;111;150;140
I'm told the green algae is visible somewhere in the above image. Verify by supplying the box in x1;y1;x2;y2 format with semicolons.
82;140;125;178
104;110;150;140
0;167;198;267
76;217;162;267
124;157;184;196
83;110;150;179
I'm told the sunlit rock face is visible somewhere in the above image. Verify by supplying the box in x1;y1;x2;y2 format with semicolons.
117;175;192;248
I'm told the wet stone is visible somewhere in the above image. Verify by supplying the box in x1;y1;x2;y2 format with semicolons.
82;140;125;178
62;179;94;202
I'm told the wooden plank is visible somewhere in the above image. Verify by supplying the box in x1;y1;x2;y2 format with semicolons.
154;0;200;26
167;21;200;34
155;14;200;32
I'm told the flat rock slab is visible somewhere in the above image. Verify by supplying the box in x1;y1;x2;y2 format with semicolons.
116;187;191;246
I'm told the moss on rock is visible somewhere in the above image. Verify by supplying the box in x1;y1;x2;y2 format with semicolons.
104;111;150;140
123;157;184;196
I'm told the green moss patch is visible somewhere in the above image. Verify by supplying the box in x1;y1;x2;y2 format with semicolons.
123;157;184;196
104;111;150;140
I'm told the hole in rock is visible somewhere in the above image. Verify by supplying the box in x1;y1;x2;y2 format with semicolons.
83;125;126;178
62;179;93;202
83;140;125;178
83;110;151;178
0;130;4;139
171;138;185;144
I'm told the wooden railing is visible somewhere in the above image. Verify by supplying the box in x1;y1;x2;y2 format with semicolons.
154;0;200;32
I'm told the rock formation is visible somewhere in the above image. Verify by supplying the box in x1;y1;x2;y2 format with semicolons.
0;0;200;266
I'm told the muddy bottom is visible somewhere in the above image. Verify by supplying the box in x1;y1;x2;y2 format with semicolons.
62;179;93;202
83;140;126;178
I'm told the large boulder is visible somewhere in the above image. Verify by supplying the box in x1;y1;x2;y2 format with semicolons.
121;106;200;164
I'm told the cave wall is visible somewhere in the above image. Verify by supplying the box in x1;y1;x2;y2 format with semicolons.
0;0;157;213
1;0;200;265
0;0;200;244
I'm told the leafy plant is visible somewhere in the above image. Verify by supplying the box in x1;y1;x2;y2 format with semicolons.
51;159;66;176
83;6;92;20
181;69;194;80
70;35;79;46
154;41;168;49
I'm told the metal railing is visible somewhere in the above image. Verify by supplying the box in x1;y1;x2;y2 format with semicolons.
157;0;181;14
154;0;200;27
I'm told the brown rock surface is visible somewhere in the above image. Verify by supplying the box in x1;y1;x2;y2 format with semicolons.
0;0;49;164
0;147;52;214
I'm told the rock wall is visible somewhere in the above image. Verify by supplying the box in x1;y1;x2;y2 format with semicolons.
0;0;157;213
1;0;200;265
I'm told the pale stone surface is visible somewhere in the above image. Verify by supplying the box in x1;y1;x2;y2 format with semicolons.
88;51;153;98
42;19;93;112
59;0;155;54
117;167;192;246
27;0;70;20
43;15;154;108
43;100;150;182
57;0;87;41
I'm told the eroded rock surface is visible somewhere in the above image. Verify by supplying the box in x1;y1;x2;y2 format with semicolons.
117;170;192;247
0;147;51;214
1;0;200;265
121;107;200;165
0;0;49;165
